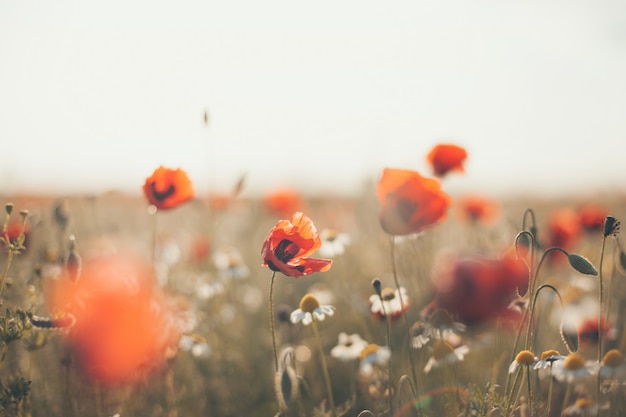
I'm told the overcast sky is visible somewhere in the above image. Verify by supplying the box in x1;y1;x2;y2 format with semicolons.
1;0;625;198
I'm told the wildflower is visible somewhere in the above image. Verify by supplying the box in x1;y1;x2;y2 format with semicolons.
599;349;626;380
430;252;528;326
552;352;597;383
577;316;615;348
4;221;30;250
508;350;537;374
213;245;249;280
290;293;335;325
456;195;500;225
359;344;391;375
369;286;409;320
426;143;467;177
560;398;599;417
578;205;609;233
261;212;332;278
143;166;195;210
423;339;470;373
331;332;369;361
533;349;566;378
376;168;451;235
263;188;305;217
274;347;299;412
46;252;180;384
603;215;620;238
546;208;581;250
317;228;351;258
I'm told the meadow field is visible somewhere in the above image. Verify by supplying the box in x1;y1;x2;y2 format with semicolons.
1;164;626;417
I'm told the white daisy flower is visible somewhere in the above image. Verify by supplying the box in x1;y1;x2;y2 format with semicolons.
359;344;391;376
317;229;351;258
369;286;409;319
290;294;335;326
533;349;566;379
330;332;369;361
552;352;597;383
599;349;626;380
423;340;470;374
212;245;250;280
508;350;537;374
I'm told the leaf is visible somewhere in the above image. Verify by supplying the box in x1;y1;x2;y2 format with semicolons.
568;254;598;276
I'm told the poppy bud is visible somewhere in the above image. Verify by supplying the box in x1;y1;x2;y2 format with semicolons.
5;203;14;216
371;278;382;296
604;216;620;237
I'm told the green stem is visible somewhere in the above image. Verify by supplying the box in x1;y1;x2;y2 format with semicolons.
0;249;14;300
269;271;278;371
378;292;393;415
598;234;607;407
312;319;336;417
389;236;419;394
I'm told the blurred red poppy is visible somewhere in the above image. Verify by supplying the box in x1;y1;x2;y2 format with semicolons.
429;252;528;326
456;195;500;225
578;204;609;233
546;208;582;250
4;222;30;250
376;168;451;235
143;166;195;210
47;252;180;384
263;189;305;218
262;212;332;278
427;144;467;177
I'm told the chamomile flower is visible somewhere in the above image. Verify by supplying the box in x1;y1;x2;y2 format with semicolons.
424;339;470;374
317;229;351;258
290;293;335;326
411;309;467;349
213;245;250;280
369;286;409;320
331;332;369;362
358;344;391;376
508;350;537;374
552;352;597;383
533;349;566;379
599;349;626;380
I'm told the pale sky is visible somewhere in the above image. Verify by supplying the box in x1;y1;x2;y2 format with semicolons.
1;0;626;198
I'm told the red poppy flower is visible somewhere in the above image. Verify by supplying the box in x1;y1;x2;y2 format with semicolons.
430;252;528;326
427;144;468;177
546;208;582;250
46;252;180;384
262;212;332;278
143;166;195;210
263;188;305;218
4;222;30;250
376;168;451;235
456;195;500;225
578;204;609;233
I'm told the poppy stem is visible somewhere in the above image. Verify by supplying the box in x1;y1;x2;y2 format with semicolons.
389;236;419;396
311;318;336;417
377;292;394;415
269;271;279;372
597;233;607;407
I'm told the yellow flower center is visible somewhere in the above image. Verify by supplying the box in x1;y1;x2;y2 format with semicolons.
359;343;380;360
540;349;561;361
563;352;586;370
299;294;320;313
381;288;396;301
432;340;454;360
323;229;338;242
515;350;535;366
602;349;624;367
574;398;594;408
